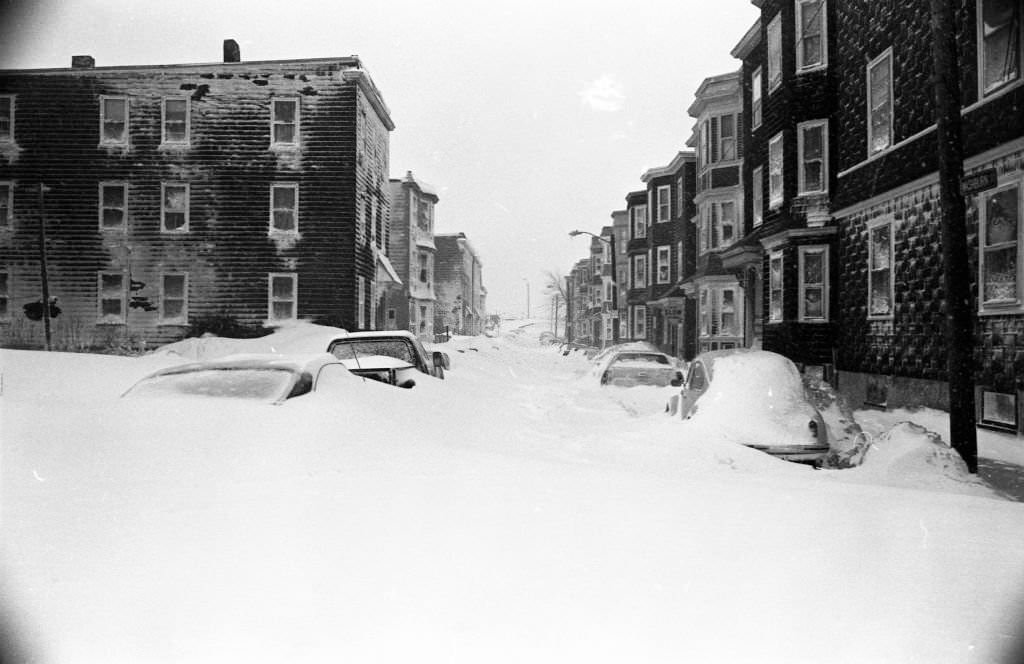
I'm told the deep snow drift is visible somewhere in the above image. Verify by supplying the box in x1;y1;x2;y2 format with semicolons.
2;321;1023;664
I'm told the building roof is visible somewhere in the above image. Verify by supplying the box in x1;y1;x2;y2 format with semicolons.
392;171;439;200
687;70;742;118
730;19;762;59
641;151;696;182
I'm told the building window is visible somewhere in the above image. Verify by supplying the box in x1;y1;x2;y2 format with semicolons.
272;98;299;145
633;305;647;339
752;166;764;227
162;97;189;144
418;252;429;282
160;273;188;323
751;67;763;128
0;95;13;142
767;13;783;92
700;286;742;340
796;0;827;72
979;181;1021;309
980;390;1018;430
357;276;366;329
631;205;648;239
657;185;671;222
656;245;671;284
703;114;740;165
99;96;128;145
768;133;784;208
769;251;784;322
868;217;894;319
270;183;298;233
419;305;427;332
867;48;893;156
98;272;126;323
979;0;1022;95
0;270;8;319
632;253;648;289
161;183;189;232
0;182;11;228
269;273;297;321
99;182;127;230
798;120;828;194
701;200;739;252
798;245;829;321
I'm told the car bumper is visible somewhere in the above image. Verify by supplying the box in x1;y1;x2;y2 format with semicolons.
745;443;830;464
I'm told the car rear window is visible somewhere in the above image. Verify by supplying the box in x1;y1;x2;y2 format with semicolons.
329;339;415;363
614;353;670;365
125;368;295;401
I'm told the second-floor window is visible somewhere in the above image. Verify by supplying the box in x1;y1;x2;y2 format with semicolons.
0;95;13;142
0;182;11;228
99;182;127;230
769;251;784;322
657;186;671;222
272;99;299;145
979;0;1021;96
100;96;128;145
703;114;740;166
632;253;648;289
270;184;298;233
631;205;648;239
796;0;827;72
868;217;894;319
162;97;189;144
656;245;671;284
798;120;828;194
868;48;893;155
769;133;784;207
767;13;783;92
751;67;763;128
162;183;189;232
752;166;764;226
418;252;429;282
701;200;739;252
979;180;1021;310
798;246;829;321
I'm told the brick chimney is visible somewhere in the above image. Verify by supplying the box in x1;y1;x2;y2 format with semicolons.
71;55;95;69
223;39;240;63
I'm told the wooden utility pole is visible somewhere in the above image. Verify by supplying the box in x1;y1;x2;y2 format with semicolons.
37;183;53;351
930;0;977;472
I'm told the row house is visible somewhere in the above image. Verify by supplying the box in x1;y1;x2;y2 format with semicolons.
0;42;395;348
433;232;486;337
385;170;438;340
568;257;594;345
610;209;630;342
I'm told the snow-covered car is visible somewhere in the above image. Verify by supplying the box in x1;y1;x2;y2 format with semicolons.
121;353;351;404
326;330;450;389
666;348;829;463
594;345;684;388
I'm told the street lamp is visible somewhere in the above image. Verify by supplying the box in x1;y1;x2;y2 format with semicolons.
569;229;618;344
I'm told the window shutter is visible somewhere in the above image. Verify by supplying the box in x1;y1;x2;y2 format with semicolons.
737;112;745;158
711;116;720;163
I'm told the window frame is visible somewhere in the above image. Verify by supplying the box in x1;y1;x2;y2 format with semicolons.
977;0;1023;97
656;245;671;284
657;185;671;222
769;251;784;323
797;119;829;195
795;0;828;73
99;181;127;231
632;253;648;289
161;182;190;233
0;95;13;143
0;181;12;228
633;304;647;339
798;245;830;322
98;271;127;324
161;96;190;145
699;284;743;341
271;98;300;147
768;132;785;208
751;67;763;129
0;269;9;320
269;183;299;235
752;165;764;227
99;95;129;146
978;177;1023;313
631;205;648;239
767;13;783;93
268;273;298;322
867;48;894;157
159;272;189;324
867;215;895;320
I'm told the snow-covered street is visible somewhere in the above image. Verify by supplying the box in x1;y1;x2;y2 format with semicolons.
2;321;1024;663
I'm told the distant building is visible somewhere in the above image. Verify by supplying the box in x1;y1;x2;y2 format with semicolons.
433;232;486;337
0;42;395;348
385;171;437;339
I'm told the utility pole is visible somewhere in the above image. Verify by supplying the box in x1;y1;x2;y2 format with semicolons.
37;183;53;351
930;0;977;473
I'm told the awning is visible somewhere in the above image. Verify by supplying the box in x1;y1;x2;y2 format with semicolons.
376;253;402;286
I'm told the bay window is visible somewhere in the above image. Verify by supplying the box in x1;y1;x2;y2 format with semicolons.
769;251;784;323
798;246;829;322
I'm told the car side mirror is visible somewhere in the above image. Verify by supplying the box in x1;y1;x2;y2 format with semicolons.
433;350;451;370
398;378;416;389
671;371;684;388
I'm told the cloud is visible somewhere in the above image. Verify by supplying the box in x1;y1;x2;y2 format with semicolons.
578;75;625;112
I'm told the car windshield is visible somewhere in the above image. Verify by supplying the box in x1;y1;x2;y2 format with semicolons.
125;368;296;401
613;353;670;365
329;339;415;364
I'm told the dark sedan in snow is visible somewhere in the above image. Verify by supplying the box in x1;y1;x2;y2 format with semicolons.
593;344;684;388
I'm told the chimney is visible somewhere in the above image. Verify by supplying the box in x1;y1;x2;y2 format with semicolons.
223;39;240;63
71;55;95;69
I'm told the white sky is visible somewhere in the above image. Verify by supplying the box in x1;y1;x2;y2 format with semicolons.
0;0;760;315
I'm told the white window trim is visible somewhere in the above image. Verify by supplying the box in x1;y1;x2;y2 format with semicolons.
269;183;299;235
97;271;127;324
98;181;127;231
99;95;129;146
0;180;12;228
798;245;830;322
632;205;648;239
268;273;298;321
751;67;763;129
657;185;671;222
271;97;300;147
752;166;764;227
357;275;366;329
656;245;671;284
699;285;744;340
978;176;1024;314
0;95;13;143
161;182;190;233
976;0;1023;98
769;251;784;323
795;0;829;73
867;48;894;157
767;13;783;93
161;96;190;145
797;119;829;195
867;215;896;321
159;272;189;323
632;253;648;289
769;132;785;209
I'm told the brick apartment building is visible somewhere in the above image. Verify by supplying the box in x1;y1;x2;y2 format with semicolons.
0;42;395;348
